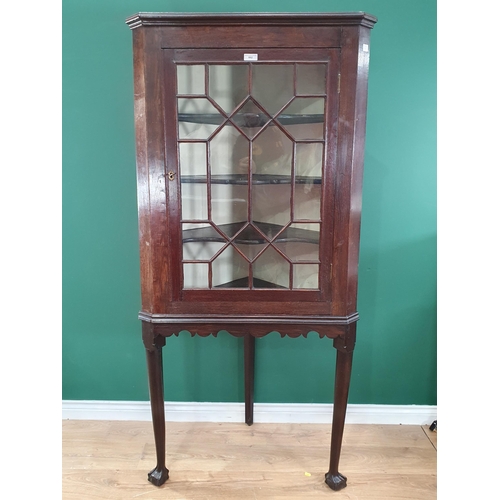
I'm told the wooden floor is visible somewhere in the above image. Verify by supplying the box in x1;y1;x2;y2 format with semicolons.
62;420;437;499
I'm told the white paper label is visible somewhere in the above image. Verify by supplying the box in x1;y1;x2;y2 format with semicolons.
244;53;258;61
362;44;369;52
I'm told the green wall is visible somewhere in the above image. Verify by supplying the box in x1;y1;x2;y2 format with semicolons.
63;0;436;405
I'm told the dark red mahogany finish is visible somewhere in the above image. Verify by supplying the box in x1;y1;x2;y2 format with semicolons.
126;12;376;491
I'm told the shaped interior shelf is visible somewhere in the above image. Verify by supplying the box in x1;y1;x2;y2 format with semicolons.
181;174;322;185
182;222;319;245
178;113;324;127
214;277;288;289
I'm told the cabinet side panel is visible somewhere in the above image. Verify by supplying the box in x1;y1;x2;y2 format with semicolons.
132;28;153;312
332;26;372;316
133;28;170;313
321;49;341;303
346;26;372;313
144;29;170;313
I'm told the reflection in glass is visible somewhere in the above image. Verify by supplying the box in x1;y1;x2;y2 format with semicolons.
210;123;249;231
252;126;293;175
234;242;267;263
253;245;290;288
233;225;270;262
293;143;323;221
296;143;323;178
252;127;292;227
293;264;319;289
210;124;246;176
177;65;205;95
232;98;271;139
254;221;285;242
179;142;207;178
210;183;248;229
183;263;209;288
178;98;225;139
294;190;321;220
209;65;249;113
181;182;208;220
213;245;249;287
294;183;321;221
183;241;226;261
252;184;291;228
274;223;320;262
296;64;327;95
178;62;327;291
277;97;325;140
182;223;226;261
252;65;294;115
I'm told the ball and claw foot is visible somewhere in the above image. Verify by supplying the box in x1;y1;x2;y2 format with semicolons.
148;466;169;486
325;471;347;491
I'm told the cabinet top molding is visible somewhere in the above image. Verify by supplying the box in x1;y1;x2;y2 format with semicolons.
125;12;377;30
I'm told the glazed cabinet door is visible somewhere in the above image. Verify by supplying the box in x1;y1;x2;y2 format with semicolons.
164;48;340;314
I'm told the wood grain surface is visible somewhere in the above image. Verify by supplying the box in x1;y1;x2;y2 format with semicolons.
63;420;436;499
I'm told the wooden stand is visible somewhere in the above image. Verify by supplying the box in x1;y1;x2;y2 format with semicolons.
142;320;356;491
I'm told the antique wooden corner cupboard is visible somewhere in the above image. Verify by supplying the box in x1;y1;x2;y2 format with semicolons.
125;12;376;492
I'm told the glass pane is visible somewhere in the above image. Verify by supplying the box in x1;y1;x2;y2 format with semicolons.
274;223;320;262
181;182;208;220
231;98;270;139
294;188;321;220
295;142;322;223
213;245;249;288
277;97;325;140
210;124;248;176
183;241;227;261
251;127;293;227
296;64;327;95
252;65;294;115
296;143;323;178
183;263;208;289
209;65;249;113
234;242;267;262
252;185;291;227
294;176;321;221
253;246;290;289
179;142;207;178
211;184;248;229
233;225;270;262
182;223;227;261
252;126;293;175
209;124;249;232
177;61;328;294
253;221;285;242
282;223;320;243
177;65;205;95
178;98;225;139
293;264;319;289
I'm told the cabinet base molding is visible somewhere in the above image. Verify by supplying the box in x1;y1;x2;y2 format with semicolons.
62;400;436;425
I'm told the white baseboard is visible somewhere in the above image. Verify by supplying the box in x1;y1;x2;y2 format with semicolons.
62;400;436;425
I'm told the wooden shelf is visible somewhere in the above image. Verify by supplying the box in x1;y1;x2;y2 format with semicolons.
178;113;324;127
215;276;288;289
181;174;321;185
182;222;319;244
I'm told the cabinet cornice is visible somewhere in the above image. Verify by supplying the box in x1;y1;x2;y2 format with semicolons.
126;12;377;30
